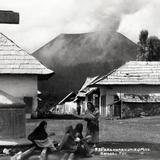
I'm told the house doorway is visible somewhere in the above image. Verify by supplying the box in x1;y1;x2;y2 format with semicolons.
114;102;121;117
113;95;121;118
101;95;106;116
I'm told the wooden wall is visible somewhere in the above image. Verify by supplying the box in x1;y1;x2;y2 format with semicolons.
0;107;26;139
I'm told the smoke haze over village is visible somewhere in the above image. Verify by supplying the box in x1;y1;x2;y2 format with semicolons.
0;0;159;53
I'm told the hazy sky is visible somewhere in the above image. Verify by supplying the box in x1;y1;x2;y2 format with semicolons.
0;0;159;53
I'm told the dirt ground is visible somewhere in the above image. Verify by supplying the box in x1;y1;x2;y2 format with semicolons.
27;116;160;143
2;116;160;159
26;116;160;159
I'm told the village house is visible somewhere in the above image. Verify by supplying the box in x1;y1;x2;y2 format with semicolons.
56;91;77;114
0;33;54;118
76;76;100;114
92;61;160;118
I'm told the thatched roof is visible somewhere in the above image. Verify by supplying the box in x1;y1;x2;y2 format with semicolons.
0;33;53;75
95;61;160;85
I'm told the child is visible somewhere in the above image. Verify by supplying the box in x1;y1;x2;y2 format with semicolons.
93;106;99;118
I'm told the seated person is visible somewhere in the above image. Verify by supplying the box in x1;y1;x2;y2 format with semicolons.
59;125;77;153
74;123;83;140
59;125;77;160
28;121;56;151
74;123;92;157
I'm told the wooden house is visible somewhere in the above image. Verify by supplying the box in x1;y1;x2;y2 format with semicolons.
92;61;160;118
56;92;77;114
0;33;54;118
76;76;100;114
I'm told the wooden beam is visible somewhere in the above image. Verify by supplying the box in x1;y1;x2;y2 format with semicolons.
40;148;47;160
0;10;19;24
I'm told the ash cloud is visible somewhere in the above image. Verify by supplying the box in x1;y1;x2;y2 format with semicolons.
35;0;148;66
0;0;151;53
84;0;148;47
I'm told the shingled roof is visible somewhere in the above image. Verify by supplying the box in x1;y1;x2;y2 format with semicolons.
95;61;160;85
0;33;53;75
77;76;99;97
79;76;99;92
58;91;76;105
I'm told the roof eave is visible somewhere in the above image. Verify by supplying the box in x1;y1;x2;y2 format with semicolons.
38;72;55;80
93;83;160;86
58;91;76;105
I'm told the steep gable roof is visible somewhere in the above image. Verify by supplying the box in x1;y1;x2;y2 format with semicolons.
58;91;76;105
0;33;53;75
77;76;99;97
95;61;160;85
79;76;99;92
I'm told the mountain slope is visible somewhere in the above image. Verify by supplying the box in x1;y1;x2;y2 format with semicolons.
33;32;137;105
